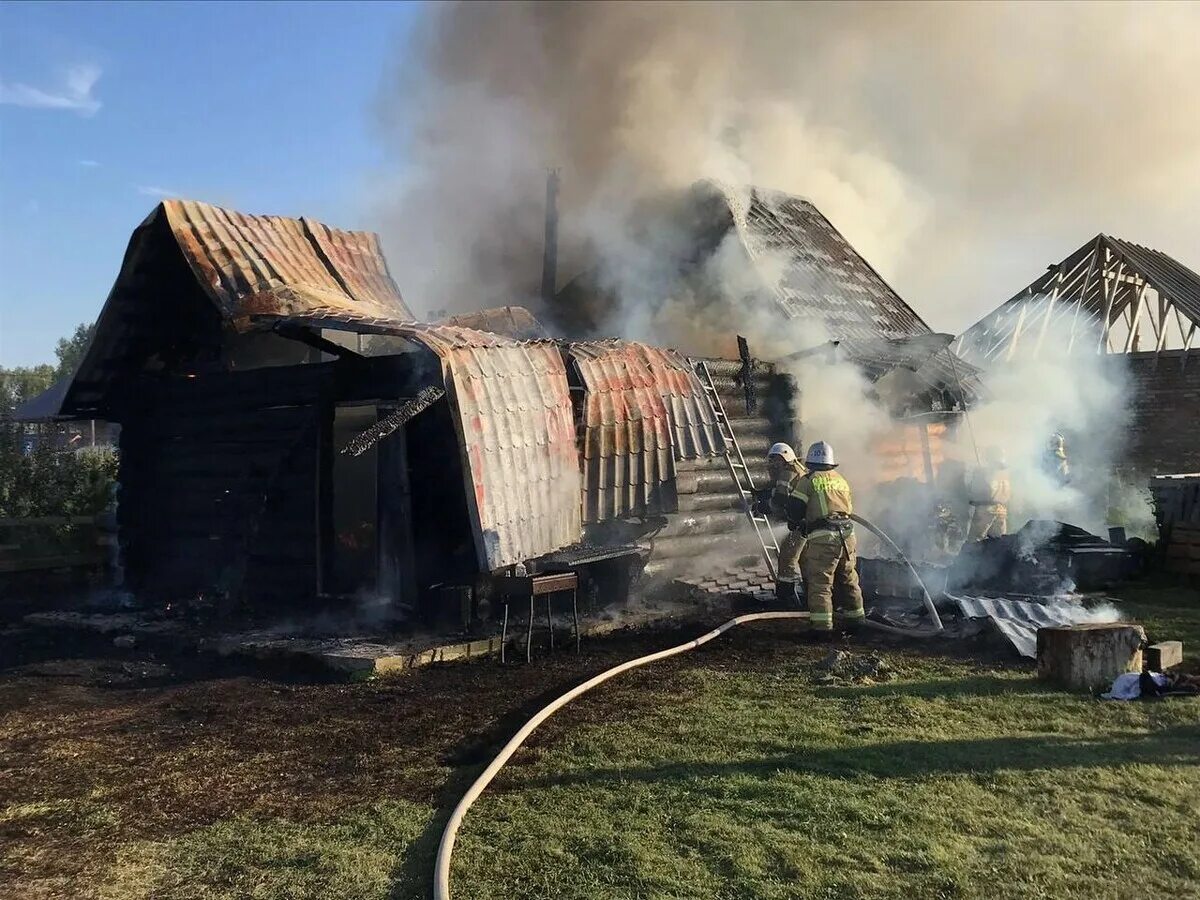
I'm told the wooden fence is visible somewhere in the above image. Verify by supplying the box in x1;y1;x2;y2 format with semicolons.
1150;474;1200;577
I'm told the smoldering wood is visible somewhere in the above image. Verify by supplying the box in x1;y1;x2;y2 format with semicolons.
113;352;434;608
271;323;362;359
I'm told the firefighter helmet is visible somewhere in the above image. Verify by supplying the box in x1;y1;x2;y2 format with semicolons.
805;441;836;467
767;442;797;464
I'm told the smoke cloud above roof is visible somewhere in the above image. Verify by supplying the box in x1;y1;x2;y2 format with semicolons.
373;1;1200;334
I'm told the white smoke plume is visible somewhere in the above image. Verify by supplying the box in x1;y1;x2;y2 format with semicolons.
952;304;1155;539
371;1;1176;557
374;1;1200;329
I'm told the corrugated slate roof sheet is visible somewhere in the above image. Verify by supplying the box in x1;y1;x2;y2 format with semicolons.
64;201;416;416
950;594;1103;658
161;199;413;322
438;306;549;341
428;332;581;570
273;313;582;570
713;184;979;403
568;340;720;523
730;186;929;346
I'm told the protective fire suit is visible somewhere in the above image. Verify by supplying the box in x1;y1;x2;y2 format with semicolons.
788;469;865;632
1044;448;1070;486
967;465;1011;540
770;458;808;587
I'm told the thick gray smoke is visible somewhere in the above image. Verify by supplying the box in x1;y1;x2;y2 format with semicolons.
375;1;1200;329
373;1;1172;561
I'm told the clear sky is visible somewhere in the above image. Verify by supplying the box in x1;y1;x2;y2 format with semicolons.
0;0;421;367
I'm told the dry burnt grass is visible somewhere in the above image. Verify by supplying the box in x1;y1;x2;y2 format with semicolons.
0;618;811;895
1;584;1198;899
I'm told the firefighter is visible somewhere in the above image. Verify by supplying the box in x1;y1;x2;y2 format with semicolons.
967;448;1011;540
790;441;865;637
754;442;806;605
1045;432;1070;485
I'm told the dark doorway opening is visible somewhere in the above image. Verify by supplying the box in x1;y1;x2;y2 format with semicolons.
327;404;379;597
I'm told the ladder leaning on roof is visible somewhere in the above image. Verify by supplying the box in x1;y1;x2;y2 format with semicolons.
693;360;781;580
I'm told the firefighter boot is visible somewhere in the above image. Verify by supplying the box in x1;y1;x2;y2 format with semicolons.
775;580;799;607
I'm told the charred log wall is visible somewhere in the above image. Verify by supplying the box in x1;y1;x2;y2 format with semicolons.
116;355;428;610
643;358;795;582
117;366;329;608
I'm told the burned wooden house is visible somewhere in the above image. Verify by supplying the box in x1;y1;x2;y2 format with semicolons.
548;182;983;564
954;234;1200;478
55;200;741;621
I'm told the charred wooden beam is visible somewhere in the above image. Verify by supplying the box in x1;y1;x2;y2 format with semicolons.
341;386;446;457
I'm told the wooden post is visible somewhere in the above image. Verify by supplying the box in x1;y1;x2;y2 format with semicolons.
918;423;935;485
1037;623;1146;692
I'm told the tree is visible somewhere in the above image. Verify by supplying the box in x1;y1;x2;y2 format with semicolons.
54;321;96;380
0;321;94;417
0;365;55;417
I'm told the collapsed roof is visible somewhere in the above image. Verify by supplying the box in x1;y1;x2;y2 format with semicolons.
552;181;981;408
954;234;1200;365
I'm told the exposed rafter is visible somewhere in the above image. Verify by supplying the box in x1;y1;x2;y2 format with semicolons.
954;235;1200;365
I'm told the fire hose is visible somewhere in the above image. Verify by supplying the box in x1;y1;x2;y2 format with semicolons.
433;516;940;899
850;514;944;632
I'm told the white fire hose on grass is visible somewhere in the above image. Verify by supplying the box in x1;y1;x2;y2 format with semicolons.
433;515;941;899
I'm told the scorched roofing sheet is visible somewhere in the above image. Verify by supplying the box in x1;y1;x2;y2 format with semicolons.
283;314;582;570
163;199;414;322
568;340;719;523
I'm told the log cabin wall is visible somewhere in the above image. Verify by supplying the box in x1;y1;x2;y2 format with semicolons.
117;364;328;607
115;355;429;611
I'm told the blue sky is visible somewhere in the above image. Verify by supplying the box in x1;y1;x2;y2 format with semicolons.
0;0;421;367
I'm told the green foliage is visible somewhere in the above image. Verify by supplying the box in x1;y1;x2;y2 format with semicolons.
54;321;96;380
0;321;94;417
0;365;55;417
0;429;117;519
0;321;113;544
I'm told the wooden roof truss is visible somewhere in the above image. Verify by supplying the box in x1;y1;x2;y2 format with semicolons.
955;235;1200;365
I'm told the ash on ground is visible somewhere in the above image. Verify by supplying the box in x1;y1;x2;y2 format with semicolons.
813;649;894;685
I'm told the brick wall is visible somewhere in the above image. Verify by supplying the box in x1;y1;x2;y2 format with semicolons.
1111;350;1200;477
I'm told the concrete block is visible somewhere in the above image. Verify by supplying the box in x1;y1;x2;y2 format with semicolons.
1145;641;1183;671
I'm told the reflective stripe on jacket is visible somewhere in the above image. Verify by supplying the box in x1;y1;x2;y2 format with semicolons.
790;470;854;534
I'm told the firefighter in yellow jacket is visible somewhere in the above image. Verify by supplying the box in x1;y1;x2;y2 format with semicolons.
1044;432;1070;486
789;441;865;636
967;448;1011;540
754;442;807;606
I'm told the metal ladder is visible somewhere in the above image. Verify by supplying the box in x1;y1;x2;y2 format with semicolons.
694;360;780;579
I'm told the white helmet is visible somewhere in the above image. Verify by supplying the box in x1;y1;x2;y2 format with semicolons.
805;441;836;467
767;442;797;464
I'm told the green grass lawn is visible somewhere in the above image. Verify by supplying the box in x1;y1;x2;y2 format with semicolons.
4;582;1199;900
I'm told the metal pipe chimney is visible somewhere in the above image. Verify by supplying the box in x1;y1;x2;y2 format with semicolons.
540;168;560;306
